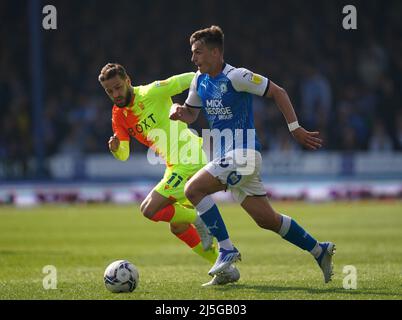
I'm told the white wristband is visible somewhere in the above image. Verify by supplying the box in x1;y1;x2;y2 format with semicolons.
288;121;300;132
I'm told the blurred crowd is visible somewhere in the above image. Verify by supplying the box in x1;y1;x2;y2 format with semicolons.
1;0;401;178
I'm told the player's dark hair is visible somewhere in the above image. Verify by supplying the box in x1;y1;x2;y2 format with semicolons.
98;63;128;82
190;25;224;52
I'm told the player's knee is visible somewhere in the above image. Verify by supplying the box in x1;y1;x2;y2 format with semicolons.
184;181;201;202
184;182;195;201
140;202;155;220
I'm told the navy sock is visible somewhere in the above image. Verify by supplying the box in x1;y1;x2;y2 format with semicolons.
278;214;317;252
195;196;230;243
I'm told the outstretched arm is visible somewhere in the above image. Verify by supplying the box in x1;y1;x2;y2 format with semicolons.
266;81;323;150
152;72;195;97
169;71;202;124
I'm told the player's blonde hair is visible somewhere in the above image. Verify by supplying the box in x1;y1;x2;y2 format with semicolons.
190;25;224;52
98;63;128;82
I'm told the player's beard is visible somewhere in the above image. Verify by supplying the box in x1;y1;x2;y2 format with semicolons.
115;89;133;108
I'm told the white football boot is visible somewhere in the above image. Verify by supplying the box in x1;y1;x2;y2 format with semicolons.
315;242;336;283
202;264;240;287
208;247;241;276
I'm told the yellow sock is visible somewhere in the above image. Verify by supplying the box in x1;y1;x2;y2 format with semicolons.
174;223;217;264
170;203;197;224
192;243;218;264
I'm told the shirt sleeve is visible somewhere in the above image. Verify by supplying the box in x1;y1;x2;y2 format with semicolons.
184;71;203;108
228;67;270;96
111;110;130;161
149;72;195;97
112;111;130;141
111;140;130;161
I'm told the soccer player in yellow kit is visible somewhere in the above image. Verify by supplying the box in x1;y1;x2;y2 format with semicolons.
98;63;240;286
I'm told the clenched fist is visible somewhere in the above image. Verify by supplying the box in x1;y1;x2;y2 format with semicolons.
108;134;120;152
169;103;184;121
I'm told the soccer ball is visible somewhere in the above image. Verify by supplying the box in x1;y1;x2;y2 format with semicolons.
103;260;139;293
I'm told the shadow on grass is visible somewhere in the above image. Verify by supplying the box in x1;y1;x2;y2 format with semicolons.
212;283;402;298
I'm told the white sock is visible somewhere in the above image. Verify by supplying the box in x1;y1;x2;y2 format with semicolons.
310;242;322;258
218;239;234;251
195;195;215;215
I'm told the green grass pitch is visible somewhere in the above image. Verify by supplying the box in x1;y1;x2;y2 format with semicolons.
0;201;401;300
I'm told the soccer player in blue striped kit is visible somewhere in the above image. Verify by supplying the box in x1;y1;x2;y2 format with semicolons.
170;25;335;286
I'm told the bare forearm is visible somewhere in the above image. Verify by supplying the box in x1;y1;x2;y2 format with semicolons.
272;88;298;124
266;81;322;149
